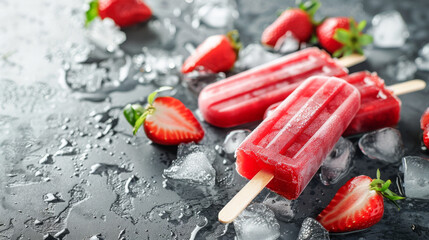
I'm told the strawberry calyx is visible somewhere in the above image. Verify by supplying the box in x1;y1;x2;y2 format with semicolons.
123;86;173;135
369;169;405;209
298;0;321;20
226;30;242;57
85;0;100;27
332;18;373;57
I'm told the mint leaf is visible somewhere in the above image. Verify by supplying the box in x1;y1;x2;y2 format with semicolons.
147;86;173;105
85;0;99;27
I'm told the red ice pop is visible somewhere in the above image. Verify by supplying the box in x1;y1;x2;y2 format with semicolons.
218;76;361;223
264;71;426;135
198;47;348;128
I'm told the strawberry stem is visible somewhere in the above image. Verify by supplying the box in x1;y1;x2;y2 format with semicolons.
226;30;242;57
370;169;405;210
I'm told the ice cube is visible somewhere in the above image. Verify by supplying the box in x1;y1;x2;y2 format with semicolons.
263;192;294;221
372;11;409;48
402;156;429;200
177;143;216;163
223;129;251;155
163;144;216;185
193;0;239;29
415;43;429;71
297;218;330;240
274;31;300;54
320;137;354;185
385;57;417;81
233;203;280;240
234;44;281;70
86;18;126;53
183;69;225;94
133;48;182;87
63;63;107;92
358;128;404;163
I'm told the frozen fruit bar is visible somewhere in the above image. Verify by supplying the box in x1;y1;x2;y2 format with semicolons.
264;71;402;136
236;76;360;199
343;71;401;135
198;47;348;128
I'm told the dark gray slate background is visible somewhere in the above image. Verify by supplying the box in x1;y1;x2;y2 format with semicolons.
1;0;429;239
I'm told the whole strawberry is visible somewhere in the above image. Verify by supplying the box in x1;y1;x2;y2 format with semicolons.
85;0;152;27
181;30;242;74
123;87;204;145
316;17;373;57
317;170;404;233
420;107;429;130
420;107;429;149
261;0;320;47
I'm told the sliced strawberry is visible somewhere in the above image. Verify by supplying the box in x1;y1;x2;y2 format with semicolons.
317;170;404;233
85;0;152;27
143;97;204;145
123;87;204;145
420;107;429;130
316;17;373;57
181;30;241;74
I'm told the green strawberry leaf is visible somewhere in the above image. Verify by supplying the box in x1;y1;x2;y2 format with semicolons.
358;20;367;32
331;19;373;57
333;29;352;45
147;86;173;105
227;30;242;57
124;104;140;126
333;46;346;58
298;0;321;18
359;34;374;45
85;0;99;27
133;111;150;135
370;169;405;210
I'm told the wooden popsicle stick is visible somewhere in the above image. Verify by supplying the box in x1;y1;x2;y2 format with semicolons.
388;79;426;96
218;169;274;224
336;54;367;68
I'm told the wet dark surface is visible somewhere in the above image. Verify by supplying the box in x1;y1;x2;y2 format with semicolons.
1;0;429;239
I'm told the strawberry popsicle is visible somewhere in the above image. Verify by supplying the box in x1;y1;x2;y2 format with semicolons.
343;71;401;135
198;47;348;128
264;71;402;136
236;76;360;200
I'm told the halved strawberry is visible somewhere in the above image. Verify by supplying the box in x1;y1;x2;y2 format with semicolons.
261;0;320;47
123;87;204;145
316;17;373;57
423;128;429;149
181;30;242;74
420;107;429;130
85;0;152;27
317;170;404;233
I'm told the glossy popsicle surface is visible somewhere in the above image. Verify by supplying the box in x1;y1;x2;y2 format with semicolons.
198;48;348;128
264;71;402;136
236;76;360;200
